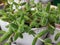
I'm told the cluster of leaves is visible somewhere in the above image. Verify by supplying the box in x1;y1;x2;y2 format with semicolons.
0;0;60;45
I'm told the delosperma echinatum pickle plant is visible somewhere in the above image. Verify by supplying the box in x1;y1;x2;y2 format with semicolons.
0;0;60;45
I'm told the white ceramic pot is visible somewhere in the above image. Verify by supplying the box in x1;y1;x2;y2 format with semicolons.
49;29;60;44
49;24;60;44
0;20;47;45
15;27;47;45
0;20;9;32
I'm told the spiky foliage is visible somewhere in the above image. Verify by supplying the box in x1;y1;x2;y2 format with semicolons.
0;0;60;45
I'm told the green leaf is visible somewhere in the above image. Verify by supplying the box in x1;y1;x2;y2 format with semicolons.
32;30;48;45
36;3;42;11
54;33;60;41
18;20;24;33
45;43;52;45
57;42;60;45
19;33;23;38
48;24;55;34
7;14;16;21
13;2;18;5
0;30;6;34
25;3;31;12
32;37;38;45
46;2;50;12
14;31;19;41
0;31;13;42
17;15;24;25
44;38;52;43
0;10;6;16
57;4;60;13
24;16;30;21
24;25;31;33
29;30;36;36
4;43;11;45
14;32;23;41
30;21;37;27
10;23;18;32
8;0;14;3
40;17;48;26
37;30;48;37
20;2;26;6
40;12;48;26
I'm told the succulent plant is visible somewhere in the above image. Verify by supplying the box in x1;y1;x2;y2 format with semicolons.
0;0;60;45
